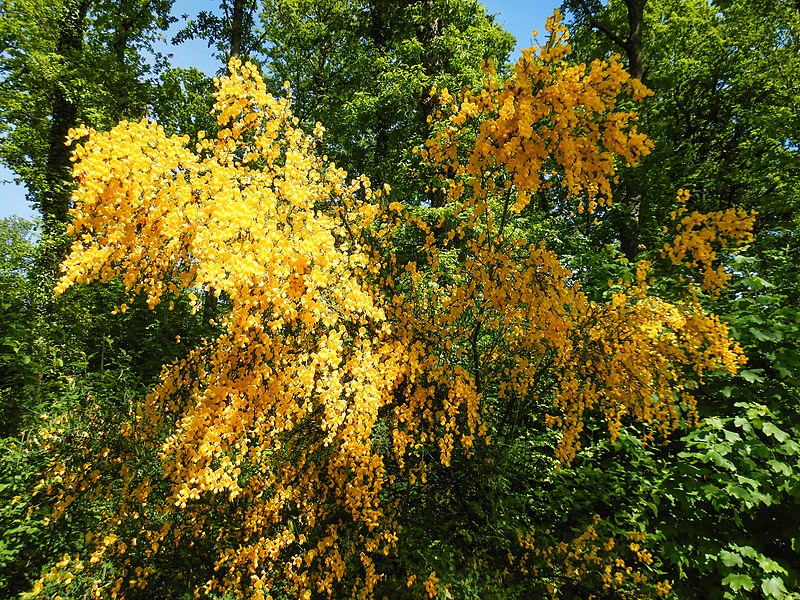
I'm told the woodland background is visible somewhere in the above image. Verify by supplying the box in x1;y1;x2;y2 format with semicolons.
0;0;799;598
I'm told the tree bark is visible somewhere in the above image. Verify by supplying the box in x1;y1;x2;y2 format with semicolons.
574;0;648;259
623;0;646;82
229;0;245;58
41;0;89;234
575;0;647;82
416;0;447;207
224;0;256;59
368;0;391;188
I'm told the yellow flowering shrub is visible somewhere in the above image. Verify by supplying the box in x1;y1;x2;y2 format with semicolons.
513;518;667;598
371;14;749;594
384;11;746;470
418;11;652;219
48;59;408;598
34;14;752;599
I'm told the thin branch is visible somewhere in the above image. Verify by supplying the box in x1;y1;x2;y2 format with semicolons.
576;0;627;51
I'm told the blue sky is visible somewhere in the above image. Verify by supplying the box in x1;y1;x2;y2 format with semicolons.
0;0;562;219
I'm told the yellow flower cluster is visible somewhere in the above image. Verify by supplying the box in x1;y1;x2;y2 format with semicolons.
419;10;653;221
662;189;755;295
512;516;668;598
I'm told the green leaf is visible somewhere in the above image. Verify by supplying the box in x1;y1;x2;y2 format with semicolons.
741;276;774;291
719;550;743;568
722;573;754;592
757;556;787;575
762;422;789;442
749;327;773;342
707;449;735;470
736;475;759;489
737;546;759;560
779;439;800;454
761;577;788;598
723;429;742;443
740;369;766;383
727;484;755;504
767;459;792;476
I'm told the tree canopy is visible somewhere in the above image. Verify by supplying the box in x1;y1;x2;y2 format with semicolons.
1;2;799;599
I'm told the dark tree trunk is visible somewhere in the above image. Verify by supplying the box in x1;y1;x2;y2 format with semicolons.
575;0;647;82
229;0;245;58
224;0;257;60
574;0;649;259
35;0;90;301
416;0;446;207
368;0;391;189
619;0;647;260
623;0;646;82
41;0;89;235
108;0;144;121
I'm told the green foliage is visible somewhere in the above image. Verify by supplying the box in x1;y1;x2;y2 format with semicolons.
0;356;158;598
173;0;262;61
657;401;800;598
151;67;217;141
0;0;174;232
1;1;799;598
663;260;800;598
0;217;38;436
254;0;514;203
558;1;800;595
0;223;208;598
562;0;800;260
0;436;48;595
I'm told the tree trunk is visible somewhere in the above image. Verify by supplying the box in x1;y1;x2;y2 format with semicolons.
416;0;446;207
623;0;646;82
619;0;647;259
368;0;391;190
225;0;254;59
573;0;648;259
41;0;89;235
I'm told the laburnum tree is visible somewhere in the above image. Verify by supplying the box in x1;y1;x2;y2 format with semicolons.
30;13;755;599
